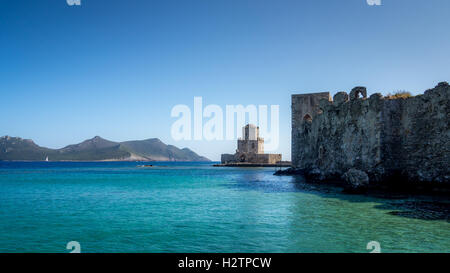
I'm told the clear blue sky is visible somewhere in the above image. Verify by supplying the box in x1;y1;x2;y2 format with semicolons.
1;0;449;161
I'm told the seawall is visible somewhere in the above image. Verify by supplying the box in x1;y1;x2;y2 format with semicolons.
288;82;449;191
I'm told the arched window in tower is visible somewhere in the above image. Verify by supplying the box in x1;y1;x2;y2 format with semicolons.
303;114;313;122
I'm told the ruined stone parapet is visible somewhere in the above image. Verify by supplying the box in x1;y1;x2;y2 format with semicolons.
333;92;349;106
349;86;367;100
291;83;450;186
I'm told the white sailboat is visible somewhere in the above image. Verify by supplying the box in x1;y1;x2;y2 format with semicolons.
45;156;49;162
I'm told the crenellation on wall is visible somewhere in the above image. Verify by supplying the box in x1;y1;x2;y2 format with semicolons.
291;82;450;185
333;92;349;106
349;86;367;101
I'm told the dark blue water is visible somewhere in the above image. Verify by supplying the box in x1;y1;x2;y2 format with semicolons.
0;161;448;253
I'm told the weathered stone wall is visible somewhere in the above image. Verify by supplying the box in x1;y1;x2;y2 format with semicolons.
291;92;331;169
291;82;450;184
237;139;264;154
255;153;282;164
221;152;281;164
221;154;236;164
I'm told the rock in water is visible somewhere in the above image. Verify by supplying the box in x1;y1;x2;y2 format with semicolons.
342;169;369;193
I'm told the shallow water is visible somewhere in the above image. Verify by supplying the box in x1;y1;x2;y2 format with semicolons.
0;161;448;253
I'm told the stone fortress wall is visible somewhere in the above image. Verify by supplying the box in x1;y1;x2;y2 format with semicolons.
291;82;450;185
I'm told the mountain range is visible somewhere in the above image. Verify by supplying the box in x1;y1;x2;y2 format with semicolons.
0;136;210;162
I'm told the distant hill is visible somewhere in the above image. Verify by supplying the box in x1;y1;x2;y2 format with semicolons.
0;136;210;162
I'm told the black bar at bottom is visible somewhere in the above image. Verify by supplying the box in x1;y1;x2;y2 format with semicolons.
0;253;447;272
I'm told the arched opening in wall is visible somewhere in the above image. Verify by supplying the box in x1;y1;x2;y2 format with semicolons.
239;154;246;162
351;88;367;100
303;114;312;122
356;91;363;99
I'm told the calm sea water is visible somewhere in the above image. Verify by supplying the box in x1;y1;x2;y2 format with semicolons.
0;161;448;253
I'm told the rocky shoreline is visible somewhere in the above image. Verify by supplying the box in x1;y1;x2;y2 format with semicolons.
288;82;449;195
274;167;450;196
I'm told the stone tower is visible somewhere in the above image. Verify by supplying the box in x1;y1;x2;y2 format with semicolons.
291;92;331;127
291;92;331;167
220;124;281;164
237;124;264;154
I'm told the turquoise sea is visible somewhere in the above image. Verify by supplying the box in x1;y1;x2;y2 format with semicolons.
0;161;448;253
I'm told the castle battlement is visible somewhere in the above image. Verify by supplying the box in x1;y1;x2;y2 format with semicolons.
291;82;450;184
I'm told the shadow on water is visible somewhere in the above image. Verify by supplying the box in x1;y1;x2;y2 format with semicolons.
220;170;450;222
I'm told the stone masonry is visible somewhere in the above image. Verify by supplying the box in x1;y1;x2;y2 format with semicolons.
221;124;282;164
291;82;450;185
